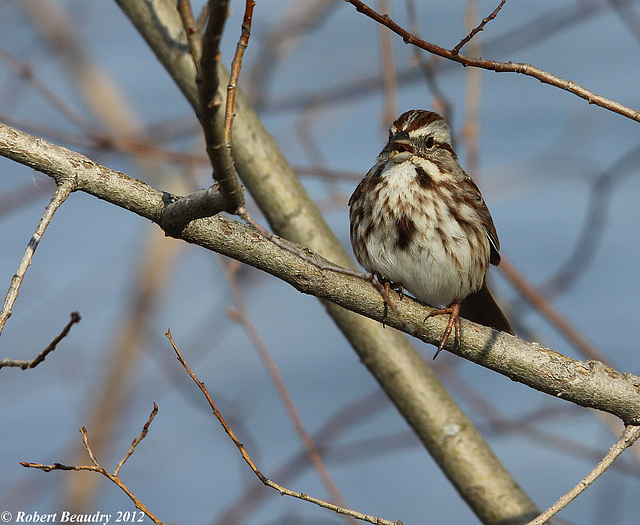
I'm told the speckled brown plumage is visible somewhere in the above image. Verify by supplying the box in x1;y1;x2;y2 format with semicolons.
348;110;512;357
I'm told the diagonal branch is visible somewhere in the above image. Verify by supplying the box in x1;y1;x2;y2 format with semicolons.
166;330;402;525
451;0;508;56
220;258;356;523
527;425;640;524
224;0;255;147
344;0;640;123
0;312;81;370
0;180;75;335
3;120;640;428
177;0;202;69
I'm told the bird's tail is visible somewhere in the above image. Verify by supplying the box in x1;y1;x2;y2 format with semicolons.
460;282;513;335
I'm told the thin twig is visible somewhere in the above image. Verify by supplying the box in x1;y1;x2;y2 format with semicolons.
177;0;202;69
0;312;81;370
82;427;101;467
221;258;357;524
224;0;256;146
526;425;640;525
0;181;75;335
115;403;159;476
198;0;245;212
452;0;508;56
165;330;403;525
344;0;640;123
21;409;163;525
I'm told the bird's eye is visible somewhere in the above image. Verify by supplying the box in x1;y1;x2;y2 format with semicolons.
426;136;435;148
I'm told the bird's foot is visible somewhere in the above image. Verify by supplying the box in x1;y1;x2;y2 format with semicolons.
369;274;404;326
424;300;461;359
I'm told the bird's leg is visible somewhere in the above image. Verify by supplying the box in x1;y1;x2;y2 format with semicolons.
369;273;404;326
424;300;461;359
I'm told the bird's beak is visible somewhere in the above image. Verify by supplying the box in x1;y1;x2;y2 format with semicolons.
388;131;414;162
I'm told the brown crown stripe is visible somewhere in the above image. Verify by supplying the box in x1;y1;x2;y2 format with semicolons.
393;110;444;133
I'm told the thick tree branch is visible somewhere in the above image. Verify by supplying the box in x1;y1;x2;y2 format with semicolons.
3;121;640;428
159;182;227;236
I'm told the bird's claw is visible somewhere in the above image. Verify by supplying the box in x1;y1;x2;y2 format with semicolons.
424;300;461;359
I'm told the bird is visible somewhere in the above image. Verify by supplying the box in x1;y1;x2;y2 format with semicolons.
349;109;513;358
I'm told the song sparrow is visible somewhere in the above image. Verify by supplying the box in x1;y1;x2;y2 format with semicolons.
349;109;513;358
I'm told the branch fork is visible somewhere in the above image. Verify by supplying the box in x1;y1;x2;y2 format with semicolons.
160;0;258;235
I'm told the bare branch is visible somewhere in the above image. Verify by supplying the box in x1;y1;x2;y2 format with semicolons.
198;0;245;213
225;0;256;146
166;330;403;525
0;180;75;336
451;0;508;56
221;259;356;523
527;425;640;524
115;403;159;476
344;0;640;122
177;0;202;69
0;312;81;370
160;182;228;237
81;427;101;468
2;121;639;428
21;412;164;525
